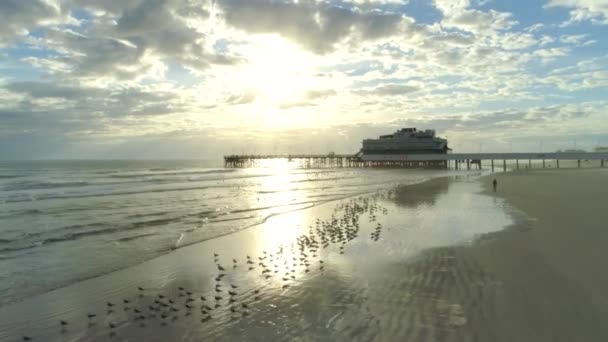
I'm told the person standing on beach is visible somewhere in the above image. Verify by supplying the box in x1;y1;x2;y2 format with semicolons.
492;178;498;192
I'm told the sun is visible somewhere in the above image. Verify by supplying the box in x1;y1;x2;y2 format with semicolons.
239;35;317;105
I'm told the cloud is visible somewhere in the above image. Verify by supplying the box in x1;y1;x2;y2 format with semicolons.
0;0;68;45
225;92;256;105
305;89;338;100
546;0;608;25
5;81;104;99
20;0;238;82
354;84;419;96
1;81;188;121
217;0;406;54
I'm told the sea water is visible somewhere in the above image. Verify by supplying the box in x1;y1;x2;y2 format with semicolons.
0;160;463;306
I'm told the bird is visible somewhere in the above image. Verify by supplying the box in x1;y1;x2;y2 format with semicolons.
138;286;144;291
109;322;116;329
107;302;115;307
178;287;185;291
22;336;32;341
60;320;68;327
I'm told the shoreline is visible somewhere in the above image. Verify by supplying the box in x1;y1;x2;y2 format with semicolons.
0;171;448;309
3;167;605;341
462;167;608;341
0;171;505;341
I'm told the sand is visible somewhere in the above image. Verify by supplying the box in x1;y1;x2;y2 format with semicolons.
460;168;608;342
1;168;606;341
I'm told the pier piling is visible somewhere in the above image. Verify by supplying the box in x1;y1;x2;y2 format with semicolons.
224;152;608;170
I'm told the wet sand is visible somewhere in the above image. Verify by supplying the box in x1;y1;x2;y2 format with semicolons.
0;173;514;342
2;169;605;341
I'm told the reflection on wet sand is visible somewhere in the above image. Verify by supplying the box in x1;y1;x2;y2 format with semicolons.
0;176;513;342
391;176;450;208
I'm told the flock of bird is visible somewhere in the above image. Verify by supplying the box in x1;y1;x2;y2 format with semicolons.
19;193;391;341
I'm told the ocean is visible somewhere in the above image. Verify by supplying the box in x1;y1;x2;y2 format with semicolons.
0;160;461;307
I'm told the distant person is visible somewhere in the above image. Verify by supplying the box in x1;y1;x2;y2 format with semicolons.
492;178;497;192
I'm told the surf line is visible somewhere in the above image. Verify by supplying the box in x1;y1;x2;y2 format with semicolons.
174;233;185;249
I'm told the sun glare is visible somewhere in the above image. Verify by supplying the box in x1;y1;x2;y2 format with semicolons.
240;35;317;105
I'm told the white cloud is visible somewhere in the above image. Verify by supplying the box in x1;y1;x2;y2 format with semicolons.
546;0;608;25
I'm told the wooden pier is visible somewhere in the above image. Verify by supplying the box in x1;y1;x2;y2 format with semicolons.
224;152;608;171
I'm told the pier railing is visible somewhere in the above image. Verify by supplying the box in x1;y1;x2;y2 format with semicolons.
224;152;608;170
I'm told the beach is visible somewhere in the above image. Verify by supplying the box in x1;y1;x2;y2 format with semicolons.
0;166;606;341
463;168;608;341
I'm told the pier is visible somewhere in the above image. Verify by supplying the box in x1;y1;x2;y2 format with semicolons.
224;152;608;171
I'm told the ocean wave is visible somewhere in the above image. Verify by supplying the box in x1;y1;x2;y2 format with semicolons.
0;175;23;179
126;211;169;219
208;215;256;223
0;208;44;219
116;233;158;242
36;217;181;245
93;170;119;174
0;243;39;254
3;181;89;191
110;169;237;178
2;183;235;203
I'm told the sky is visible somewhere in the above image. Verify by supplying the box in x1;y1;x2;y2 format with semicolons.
1;0;608;159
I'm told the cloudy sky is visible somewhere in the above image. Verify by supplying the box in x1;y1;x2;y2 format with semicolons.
1;0;607;159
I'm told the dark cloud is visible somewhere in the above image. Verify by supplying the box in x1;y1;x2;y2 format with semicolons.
5;81;104;99
0;0;64;44
23;0;235;80
217;0;405;54
2;81;187;118
354;84;419;96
